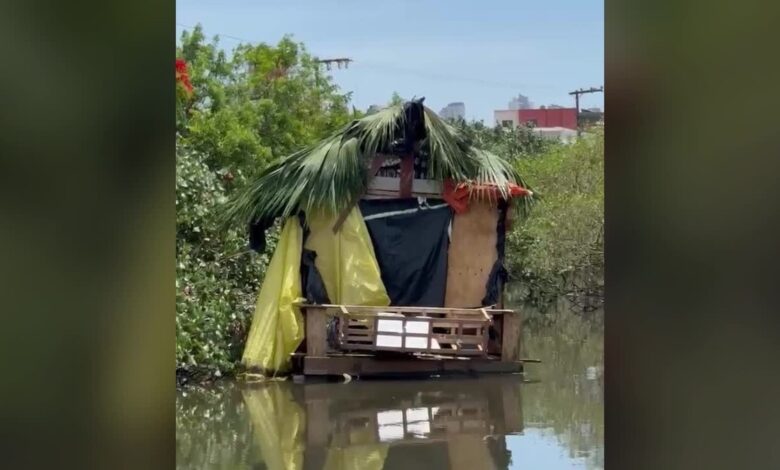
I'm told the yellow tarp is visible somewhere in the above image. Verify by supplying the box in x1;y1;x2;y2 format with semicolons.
241;218;305;373
241;207;389;373
323;440;389;470
305;207;390;306
242;384;305;470
242;383;388;470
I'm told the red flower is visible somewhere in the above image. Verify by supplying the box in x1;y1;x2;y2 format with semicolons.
175;58;194;95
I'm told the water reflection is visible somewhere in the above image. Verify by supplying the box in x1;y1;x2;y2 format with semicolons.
519;304;604;469
178;377;522;470
176;304;603;469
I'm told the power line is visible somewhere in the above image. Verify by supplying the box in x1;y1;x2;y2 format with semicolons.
176;22;252;44
176;23;583;99
569;86;604;111
569;86;604;134
176;23;353;72
357;61;555;91
315;58;353;70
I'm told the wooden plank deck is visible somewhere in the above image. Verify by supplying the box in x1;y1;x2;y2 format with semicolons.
300;354;523;377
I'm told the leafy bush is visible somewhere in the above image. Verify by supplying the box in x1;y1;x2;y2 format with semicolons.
176;143;278;377
506;127;604;310
175;25;354;379
458;120;553;158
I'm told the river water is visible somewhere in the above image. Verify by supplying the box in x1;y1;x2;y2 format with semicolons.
176;299;603;469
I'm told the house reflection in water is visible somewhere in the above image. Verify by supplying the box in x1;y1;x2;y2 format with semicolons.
241;376;523;470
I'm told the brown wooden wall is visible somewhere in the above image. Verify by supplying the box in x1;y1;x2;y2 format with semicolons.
444;201;500;308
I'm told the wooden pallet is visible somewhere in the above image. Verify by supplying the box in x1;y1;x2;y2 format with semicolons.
299;304;523;376
339;312;490;356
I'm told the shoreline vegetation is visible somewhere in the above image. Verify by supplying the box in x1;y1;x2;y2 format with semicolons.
176;25;604;383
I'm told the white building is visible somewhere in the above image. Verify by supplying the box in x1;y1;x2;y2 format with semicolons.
438;102;466;121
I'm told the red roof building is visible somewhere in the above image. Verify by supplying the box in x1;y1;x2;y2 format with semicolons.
494;107;578;130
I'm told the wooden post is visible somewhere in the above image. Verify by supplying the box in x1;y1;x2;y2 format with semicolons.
399;153;414;197
305;306;328;357
303;396;330;470
500;379;524;434
500;311;522;362
447;435;498;470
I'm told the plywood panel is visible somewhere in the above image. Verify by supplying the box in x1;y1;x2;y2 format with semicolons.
444;202;499;308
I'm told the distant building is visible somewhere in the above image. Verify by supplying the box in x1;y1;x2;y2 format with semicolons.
439;102;466;121
508;94;532;110
366;104;383;115
494;107;578;130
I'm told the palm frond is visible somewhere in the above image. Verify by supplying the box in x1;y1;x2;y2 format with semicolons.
420;107;471;180
222;103;534;227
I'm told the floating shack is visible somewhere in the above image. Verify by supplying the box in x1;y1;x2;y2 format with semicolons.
227;98;533;378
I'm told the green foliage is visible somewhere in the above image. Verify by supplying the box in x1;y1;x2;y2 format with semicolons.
457;119;552;159
506;128;604;310
176;143;278;375
176;383;257;466
388;91;405;106
176;25;355;378
177;26;356;173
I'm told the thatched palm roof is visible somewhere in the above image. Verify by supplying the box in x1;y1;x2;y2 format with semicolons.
224;100;531;226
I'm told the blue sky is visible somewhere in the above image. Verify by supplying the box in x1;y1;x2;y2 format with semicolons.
176;0;603;124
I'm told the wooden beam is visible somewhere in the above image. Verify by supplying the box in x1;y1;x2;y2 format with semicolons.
304;304;517;315
366;176;442;199
480;308;491;322
303;355;523;376
399;153;414;197
499;379;524;434
500;309;523;362
305;306;328;356
448;435;498;470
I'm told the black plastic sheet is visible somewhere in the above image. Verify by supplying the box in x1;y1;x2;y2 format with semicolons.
298;213;331;304
359;198;452;307
482;200;509;306
248;216;275;252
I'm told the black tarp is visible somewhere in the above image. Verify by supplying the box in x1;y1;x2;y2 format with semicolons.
482;200;509;307
248;216;275;253
359;198;452;307
297;213;331;305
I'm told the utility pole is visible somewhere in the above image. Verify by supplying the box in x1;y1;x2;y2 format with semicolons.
315;58;353;70
569;86;603;135
314;57;353;87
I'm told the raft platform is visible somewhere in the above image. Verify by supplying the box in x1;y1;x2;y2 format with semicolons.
293;304;525;378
